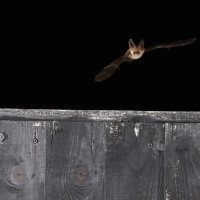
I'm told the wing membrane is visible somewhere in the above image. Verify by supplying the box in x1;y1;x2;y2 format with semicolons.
95;37;197;82
145;37;196;52
95;55;132;82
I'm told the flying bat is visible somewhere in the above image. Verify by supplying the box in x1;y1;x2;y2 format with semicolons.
95;37;197;82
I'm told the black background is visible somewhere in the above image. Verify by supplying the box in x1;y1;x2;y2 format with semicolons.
0;1;199;110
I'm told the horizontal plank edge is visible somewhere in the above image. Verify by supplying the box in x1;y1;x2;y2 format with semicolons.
0;109;200;122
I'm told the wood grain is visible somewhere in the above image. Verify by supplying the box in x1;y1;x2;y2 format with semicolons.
0;121;46;200
2;109;200;123
105;122;165;200
1;114;200;199
165;123;200;200
45;121;106;200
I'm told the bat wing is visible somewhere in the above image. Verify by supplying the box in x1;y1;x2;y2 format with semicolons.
145;37;197;53
95;54;132;82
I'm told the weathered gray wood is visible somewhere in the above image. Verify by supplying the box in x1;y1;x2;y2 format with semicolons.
1;109;200;122
0;121;46;200
165;123;200;200
1;110;200;199
45;121;106;200
105;122;165;200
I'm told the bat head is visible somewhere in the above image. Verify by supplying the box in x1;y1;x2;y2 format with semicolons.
128;39;144;59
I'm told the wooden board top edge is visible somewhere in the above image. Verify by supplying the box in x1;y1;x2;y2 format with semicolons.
0;109;200;122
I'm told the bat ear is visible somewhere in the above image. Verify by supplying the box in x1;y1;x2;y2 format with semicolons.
138;39;144;48
129;39;136;48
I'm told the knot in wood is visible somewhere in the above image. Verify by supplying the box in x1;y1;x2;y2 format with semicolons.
12;166;26;183
75;167;88;183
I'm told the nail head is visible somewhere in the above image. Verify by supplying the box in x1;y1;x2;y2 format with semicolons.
148;143;153;148
33;138;38;144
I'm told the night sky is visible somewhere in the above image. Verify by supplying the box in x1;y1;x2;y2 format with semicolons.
0;1;199;110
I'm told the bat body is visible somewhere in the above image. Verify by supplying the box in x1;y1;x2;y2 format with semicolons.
95;37;197;82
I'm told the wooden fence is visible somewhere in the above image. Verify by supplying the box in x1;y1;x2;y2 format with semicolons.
0;109;200;200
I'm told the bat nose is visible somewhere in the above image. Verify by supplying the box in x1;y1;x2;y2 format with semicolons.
134;51;140;55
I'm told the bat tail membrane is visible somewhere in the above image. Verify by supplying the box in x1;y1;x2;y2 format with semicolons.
95;64;119;82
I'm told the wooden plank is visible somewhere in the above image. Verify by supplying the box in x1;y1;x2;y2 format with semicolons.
0;121;46;200
1;109;200;123
45;121;106;200
1;111;200;199
104;122;165;200
165;123;200;200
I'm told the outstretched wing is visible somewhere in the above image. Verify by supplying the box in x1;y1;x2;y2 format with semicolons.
145;37;197;53
95;54;132;82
